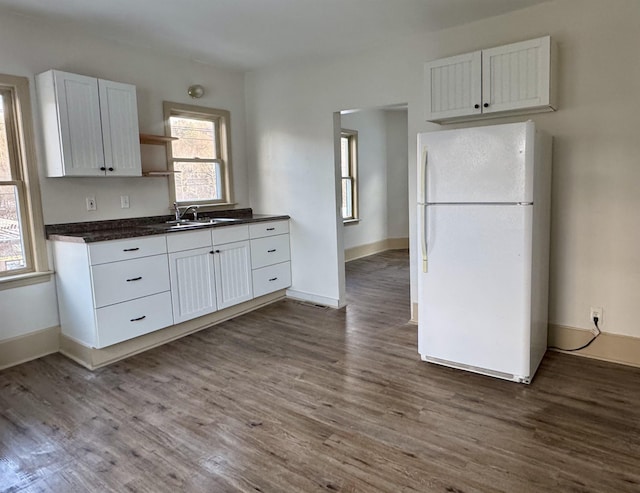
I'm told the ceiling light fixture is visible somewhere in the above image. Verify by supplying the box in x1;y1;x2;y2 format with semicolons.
187;84;204;98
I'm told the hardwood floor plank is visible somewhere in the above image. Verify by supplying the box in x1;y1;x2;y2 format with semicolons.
1;250;640;492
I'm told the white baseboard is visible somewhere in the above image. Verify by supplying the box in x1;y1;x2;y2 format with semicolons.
548;324;640;368
0;326;60;370
345;237;409;262
286;289;343;308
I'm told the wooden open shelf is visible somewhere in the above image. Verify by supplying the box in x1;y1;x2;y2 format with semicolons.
139;133;178;145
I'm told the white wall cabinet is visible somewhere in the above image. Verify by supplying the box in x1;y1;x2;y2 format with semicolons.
53;236;172;349
424;36;556;123
37;70;142;177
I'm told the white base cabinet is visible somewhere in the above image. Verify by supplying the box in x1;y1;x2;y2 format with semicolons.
424;36;556;123
249;220;291;298
52;220;291;351
53;236;172;349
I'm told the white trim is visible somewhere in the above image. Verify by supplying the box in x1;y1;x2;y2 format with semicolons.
286;289;343;308
0;325;60;370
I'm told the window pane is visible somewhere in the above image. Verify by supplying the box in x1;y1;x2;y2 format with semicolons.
170;116;217;159
342;177;353;219
340;136;350;177
174;161;222;202
0;185;26;272
0;95;12;181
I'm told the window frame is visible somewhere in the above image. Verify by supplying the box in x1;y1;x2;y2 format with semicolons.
0;74;49;287
340;129;359;223
163;101;234;207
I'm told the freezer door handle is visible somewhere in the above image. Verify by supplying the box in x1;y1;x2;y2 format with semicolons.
419;147;428;204
419;204;428;273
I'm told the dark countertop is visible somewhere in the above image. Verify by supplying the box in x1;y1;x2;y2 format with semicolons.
46;209;290;243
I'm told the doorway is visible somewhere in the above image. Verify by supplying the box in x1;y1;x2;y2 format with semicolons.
336;105;409;264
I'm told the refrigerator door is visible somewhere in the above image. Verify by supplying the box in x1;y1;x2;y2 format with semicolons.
418;204;533;377
418;121;535;204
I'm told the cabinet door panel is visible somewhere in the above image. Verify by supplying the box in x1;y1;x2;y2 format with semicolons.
213;240;253;309
249;220;289;239
424;51;481;121
92;254;170;308
252;261;291;298
168;247;217;323
95;291;173;348
54;71;104;176
482;36;551;113
98;79;142;176
250;234;291;269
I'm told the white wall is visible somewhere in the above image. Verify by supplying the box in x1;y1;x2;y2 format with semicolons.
0;11;249;225
246;0;640;338
0;11;250;341
385;110;409;241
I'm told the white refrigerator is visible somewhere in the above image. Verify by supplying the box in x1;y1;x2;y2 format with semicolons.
417;121;552;384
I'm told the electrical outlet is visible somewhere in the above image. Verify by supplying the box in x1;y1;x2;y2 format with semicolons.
590;306;603;335
86;196;97;211
120;195;130;209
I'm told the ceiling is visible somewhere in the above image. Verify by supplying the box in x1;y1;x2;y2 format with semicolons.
0;0;549;71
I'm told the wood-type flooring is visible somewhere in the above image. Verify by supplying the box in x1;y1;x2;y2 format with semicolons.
1;250;639;492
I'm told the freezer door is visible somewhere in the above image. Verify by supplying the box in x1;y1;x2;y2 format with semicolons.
418;204;533;376
419;121;535;204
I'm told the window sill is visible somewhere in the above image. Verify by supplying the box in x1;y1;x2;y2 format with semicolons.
343;218;360;225
0;271;54;291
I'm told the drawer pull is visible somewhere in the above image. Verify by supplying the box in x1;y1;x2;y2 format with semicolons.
123;247;140;252
267;249;276;253
268;277;278;282
126;276;142;282
130;315;146;322
266;227;275;231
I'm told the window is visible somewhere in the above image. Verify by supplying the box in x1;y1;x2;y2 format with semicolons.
164;102;233;206
0;74;47;282
340;129;358;221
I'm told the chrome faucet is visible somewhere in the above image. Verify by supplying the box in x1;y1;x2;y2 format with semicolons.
173;202;199;220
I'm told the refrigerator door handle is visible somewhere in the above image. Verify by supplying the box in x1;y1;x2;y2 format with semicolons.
419;147;428;204
420;204;428;273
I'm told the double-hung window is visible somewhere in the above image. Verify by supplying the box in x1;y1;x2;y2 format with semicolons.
340;129;358;222
0;74;47;283
164;102;233;206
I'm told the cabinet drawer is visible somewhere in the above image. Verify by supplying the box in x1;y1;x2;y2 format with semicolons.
249;220;289;239
250;234;290;269
95;291;173;348
166;229;211;253
92;254;170;308
89;235;167;265
252;262;291;298
212;224;249;245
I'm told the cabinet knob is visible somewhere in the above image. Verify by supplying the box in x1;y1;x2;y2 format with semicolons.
108;167;114;172
474;104;480;109
100;167;106;171
483;103;489;108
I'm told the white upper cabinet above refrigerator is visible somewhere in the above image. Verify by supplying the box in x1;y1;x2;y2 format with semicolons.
37;70;142;177
424;36;557;124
